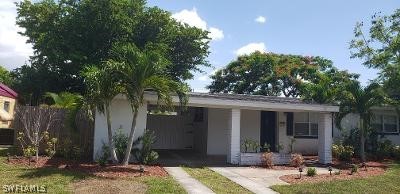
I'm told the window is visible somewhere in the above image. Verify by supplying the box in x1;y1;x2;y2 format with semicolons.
372;114;399;134
3;101;10;113
294;112;318;137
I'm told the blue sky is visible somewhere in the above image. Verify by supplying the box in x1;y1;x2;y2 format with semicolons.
148;0;399;92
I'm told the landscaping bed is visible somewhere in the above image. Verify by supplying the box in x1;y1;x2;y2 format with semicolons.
7;156;167;178
280;161;387;184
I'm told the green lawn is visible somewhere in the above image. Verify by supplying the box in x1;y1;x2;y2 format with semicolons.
183;166;252;194
0;147;185;194
271;163;400;194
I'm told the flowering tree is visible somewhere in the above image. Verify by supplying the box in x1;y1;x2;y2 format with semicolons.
15;106;61;162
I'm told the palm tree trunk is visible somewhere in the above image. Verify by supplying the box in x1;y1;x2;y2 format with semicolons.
105;105;118;164
360;118;366;162
122;107;139;165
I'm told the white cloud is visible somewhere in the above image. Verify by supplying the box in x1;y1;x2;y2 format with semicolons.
208;27;224;41
172;8;224;41
197;68;219;82
255;16;266;23
0;0;33;70
235;42;267;56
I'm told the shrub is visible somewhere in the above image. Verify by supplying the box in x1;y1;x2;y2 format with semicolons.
96;143;110;166
393;146;400;160
241;139;260;153
334;170;341;175
290;154;304;167
375;139;394;160
261;152;274;168
57;139;82;160
132;130;159;165
306;167;317;176
351;164;358;174
113;129;128;162
332;144;354;161
45;138;58;157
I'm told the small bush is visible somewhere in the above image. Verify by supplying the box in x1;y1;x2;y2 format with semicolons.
350;164;358;174
306;167;317;176
132;130;159;165
261;152;274;168
96;143;110;166
57;139;82;160
45;138;58;157
334;170;341;175
332;144;354;161
290;154;304;167
393;146;400;160
113;129;128;162
375;139;394;160
241;139;261;153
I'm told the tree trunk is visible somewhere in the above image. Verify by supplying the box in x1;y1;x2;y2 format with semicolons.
105;105;119;164
35;146;39;164
360;118;366;162
122;108;139;165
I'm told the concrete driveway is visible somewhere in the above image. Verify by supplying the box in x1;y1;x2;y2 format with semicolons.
210;167;333;194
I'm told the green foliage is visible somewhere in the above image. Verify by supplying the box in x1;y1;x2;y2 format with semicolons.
207;52;355;99
336;81;384;161
57;139;82;160
113;129;128;162
0;65;14;86
241;139;261;153
14;0;209;104
351;164;359;174
97;143;110;166
132;130;159;165
22;146;36;158
44;137;57;157
332;144;354;161
306;167;317;176
393;146;400;160
350;9;400;104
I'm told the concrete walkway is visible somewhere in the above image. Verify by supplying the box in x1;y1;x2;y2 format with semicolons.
164;167;215;194
211;167;334;194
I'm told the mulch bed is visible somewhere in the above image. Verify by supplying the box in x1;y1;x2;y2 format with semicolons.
6;156;168;178
280;161;388;184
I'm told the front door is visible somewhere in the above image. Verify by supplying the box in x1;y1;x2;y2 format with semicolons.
260;111;276;152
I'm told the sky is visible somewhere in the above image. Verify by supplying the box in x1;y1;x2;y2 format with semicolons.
0;0;399;92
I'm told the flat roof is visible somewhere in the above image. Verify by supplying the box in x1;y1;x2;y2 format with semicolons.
141;92;339;113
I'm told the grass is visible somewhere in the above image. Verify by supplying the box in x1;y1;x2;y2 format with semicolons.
271;163;400;194
183;166;252;194
0;147;185;194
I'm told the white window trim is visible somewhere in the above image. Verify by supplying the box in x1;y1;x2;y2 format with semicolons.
294;112;318;137
373;114;399;134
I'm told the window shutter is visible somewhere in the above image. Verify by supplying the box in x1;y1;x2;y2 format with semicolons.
286;112;294;136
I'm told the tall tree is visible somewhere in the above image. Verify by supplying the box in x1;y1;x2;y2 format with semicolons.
109;43;188;165
0;65;13;86
81;64;121;164
336;82;384;162
350;9;400;102
15;0;209;104
208;52;336;97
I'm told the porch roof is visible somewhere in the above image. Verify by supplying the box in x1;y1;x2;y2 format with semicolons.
143;92;339;113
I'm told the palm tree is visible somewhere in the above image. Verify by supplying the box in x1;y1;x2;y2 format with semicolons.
81;64;121;164
110;43;188;165
337;81;384;162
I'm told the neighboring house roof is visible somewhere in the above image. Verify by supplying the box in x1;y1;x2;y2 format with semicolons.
0;83;17;99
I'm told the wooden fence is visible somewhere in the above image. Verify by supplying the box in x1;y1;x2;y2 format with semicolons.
12;106;94;160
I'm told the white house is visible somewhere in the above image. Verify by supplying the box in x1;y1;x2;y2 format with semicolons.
94;92;339;165
334;106;400;145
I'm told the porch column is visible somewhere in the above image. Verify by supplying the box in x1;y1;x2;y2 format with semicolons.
227;109;241;164
318;113;333;164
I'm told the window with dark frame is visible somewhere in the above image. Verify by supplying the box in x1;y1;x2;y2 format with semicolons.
3;101;10;113
372;114;399;134
293;112;318;137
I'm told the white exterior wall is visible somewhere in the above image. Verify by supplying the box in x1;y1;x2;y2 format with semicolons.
334;110;400;145
207;108;230;155
240;109;260;149
93;99;148;159
277;112;318;155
